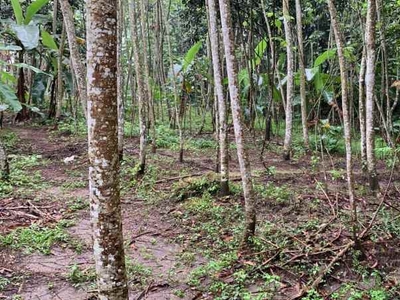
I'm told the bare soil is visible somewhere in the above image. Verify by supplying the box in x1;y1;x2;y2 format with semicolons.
1;125;400;299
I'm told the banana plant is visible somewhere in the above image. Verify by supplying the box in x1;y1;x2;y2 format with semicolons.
9;0;51;50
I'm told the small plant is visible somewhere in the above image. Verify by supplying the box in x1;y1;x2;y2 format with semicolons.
311;155;320;171
0;276;10;291
329;169;344;181
174;289;185;298
68;197;89;211
67;264;96;286
0;224;70;254
255;183;291;204
126;259;153;287
61;181;87;190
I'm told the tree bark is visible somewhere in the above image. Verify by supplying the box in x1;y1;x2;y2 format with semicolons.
359;46;367;170
218;0;256;245
0;138;9;181
365;0;379;191
87;0;128;298
327;0;358;243
207;0;230;196
117;0;125;159
129;0;147;173
295;0;309;150
59;0;87;119
140;0;157;153
56;23;66;121
282;0;294;160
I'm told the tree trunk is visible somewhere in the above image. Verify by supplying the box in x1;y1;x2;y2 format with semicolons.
140;0;157;154
0;138;9;181
282;0;294;160
56;23;66;121
327;0;358;243
359;46;367;170
295;0;309;150
129;0;147;174
59;0;87;119
218;0;256;245
87;0;128;298
365;0;379;191
117;0;125;160
207;0;230;196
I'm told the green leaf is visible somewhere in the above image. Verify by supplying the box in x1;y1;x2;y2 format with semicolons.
25;0;51;25
182;41;202;73
11;24;40;50
0;82;22;112
11;0;24;25
253;38;268;66
41;30;58;50
314;49;337;67
0;44;23;51
13;63;52;76
1;71;17;83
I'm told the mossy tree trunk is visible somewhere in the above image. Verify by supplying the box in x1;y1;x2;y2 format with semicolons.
87;0;128;297
218;0;256;245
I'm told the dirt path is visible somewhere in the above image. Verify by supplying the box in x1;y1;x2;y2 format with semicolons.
1;127;203;300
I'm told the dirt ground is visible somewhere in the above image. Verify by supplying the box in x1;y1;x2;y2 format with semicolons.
1;125;400;299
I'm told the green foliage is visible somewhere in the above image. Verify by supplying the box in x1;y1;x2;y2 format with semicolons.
303;289;324;300
172;173;219;201
0;154;45;197
0;224;69;255
182;41;202;73
0;276;10;291
0;81;22;112
68;197;89;211
67;264;96;287
255;182;291;204
57;119;87;136
10;0;24;25
24;0;51;25
41;30;58;50
126;259;153;287
314;49;337;67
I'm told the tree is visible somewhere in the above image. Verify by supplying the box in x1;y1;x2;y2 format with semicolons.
282;0;294;160
117;0;125;159
86;0;128;297
59;0;87;119
327;0;358;243
129;0;147;174
295;0;309;150
365;0;379;191
140;0;157;153
0;139;9;180
207;0;230;196
218;0;256;244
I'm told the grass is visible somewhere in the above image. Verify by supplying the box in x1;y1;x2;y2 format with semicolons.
67;264;96;287
0;154;48;197
0;224;70;255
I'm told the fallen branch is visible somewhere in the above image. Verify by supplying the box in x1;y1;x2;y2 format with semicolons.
292;240;354;299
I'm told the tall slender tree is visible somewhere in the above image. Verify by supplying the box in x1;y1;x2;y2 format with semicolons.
59;0;87;118
207;0;229;196
117;0;125;159
129;0;147;173
365;0;379;191
282;0;294;160
140;0;157;153
327;0;358;243
87;0;128;298
218;0;256;244
295;0;309;150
